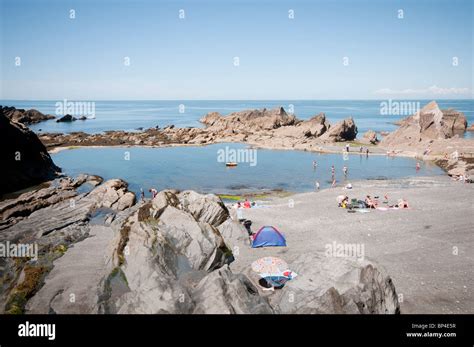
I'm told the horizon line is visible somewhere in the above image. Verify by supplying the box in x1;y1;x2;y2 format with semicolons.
1;98;473;102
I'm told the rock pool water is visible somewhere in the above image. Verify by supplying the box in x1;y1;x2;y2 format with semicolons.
52;143;444;196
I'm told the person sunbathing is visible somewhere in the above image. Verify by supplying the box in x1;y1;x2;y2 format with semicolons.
397;198;409;208
365;195;377;208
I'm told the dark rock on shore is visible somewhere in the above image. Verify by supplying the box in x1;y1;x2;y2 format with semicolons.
1;106;55;125
0;109;60;195
56;114;77;122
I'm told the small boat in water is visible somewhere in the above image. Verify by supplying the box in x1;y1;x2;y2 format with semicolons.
225;162;238;167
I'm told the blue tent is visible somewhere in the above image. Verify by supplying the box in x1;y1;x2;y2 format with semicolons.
252;226;287;248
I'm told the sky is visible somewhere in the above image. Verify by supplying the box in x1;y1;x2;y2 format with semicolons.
0;0;472;100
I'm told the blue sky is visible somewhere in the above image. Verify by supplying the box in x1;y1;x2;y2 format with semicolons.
1;0;472;100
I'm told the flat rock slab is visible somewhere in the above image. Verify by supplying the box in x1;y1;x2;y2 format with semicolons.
26;225;116;314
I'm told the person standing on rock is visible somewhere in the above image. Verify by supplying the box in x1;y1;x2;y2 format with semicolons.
346;143;350;152
140;188;145;201
149;188;158;199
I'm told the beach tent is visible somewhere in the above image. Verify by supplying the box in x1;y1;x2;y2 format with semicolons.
252;226;287;248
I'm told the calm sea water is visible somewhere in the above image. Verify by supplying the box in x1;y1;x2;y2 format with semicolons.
2;99;473;138
52;143;443;196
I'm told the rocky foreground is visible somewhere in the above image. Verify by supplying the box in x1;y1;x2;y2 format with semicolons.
0;175;399;314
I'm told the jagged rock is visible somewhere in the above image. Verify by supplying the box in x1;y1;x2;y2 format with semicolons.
158;206;229;271
178;191;230;227
275;112;329;138
151;190;180;218
200;107;297;132
217;219;250;250
87;179;135;211
383;101;467;146
192;266;274;314
302;112;329;137
271;253;399;314
0;109;60;195
320;117;358;142
56;114;77;122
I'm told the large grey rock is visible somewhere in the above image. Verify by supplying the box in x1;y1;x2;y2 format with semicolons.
192;266;274;314
178;190;229;227
104;196;234;313
25;225;117;314
151;190;180;218
271;253;399;314
87;179;135;211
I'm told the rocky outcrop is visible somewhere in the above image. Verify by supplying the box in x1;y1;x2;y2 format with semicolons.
40;108;362;153
0;177;136;314
274;112;329;138
200;107;298;132
269;253;399;314
0;109;60;195
320;117;358;142
1;106;55;125
382;101;467;147
178;190;230;227
191;266;274;314
1;178;402;314
0;174;102;230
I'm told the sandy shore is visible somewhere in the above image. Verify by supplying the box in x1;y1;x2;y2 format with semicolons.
228;175;474;314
